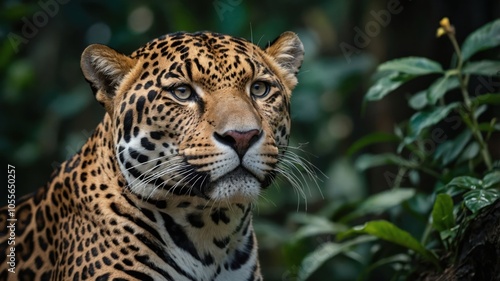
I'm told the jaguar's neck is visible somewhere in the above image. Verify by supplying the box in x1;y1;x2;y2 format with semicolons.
122;192;257;265
60;114;126;192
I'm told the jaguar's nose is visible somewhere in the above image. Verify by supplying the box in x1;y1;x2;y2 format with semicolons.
214;129;262;157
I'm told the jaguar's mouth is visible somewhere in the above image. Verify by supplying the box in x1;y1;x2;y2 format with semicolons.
231;165;260;180
208;166;263;202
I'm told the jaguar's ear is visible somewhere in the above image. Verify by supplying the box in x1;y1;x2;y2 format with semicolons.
81;44;138;114
265;32;304;89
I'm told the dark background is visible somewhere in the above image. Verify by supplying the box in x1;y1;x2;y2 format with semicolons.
1;0;499;280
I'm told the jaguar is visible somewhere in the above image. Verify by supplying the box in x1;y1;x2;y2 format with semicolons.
0;30;304;280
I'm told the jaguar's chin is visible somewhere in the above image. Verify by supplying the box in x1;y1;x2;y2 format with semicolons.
208;167;263;203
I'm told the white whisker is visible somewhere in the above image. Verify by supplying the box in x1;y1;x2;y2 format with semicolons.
264;144;326;211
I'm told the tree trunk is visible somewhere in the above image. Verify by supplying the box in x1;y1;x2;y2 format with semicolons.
417;199;500;281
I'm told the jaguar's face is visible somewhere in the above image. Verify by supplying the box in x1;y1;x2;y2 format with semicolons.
81;31;304;203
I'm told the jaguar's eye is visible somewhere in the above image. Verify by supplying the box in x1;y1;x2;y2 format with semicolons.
169;85;193;101
250;81;270;98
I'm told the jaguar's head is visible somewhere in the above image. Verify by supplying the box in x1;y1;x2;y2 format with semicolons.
81;31;304;203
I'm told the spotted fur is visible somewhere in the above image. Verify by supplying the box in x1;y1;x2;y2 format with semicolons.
0;31;304;281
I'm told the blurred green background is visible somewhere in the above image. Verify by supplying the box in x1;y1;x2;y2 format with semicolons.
1;0;499;280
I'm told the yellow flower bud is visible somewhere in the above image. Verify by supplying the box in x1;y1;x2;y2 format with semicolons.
440;17;450;29
436;17;455;37
436;27;446;38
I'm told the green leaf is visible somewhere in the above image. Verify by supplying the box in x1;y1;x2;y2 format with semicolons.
471;93;500;106
431;194;455;232
462;60;500;76
404;103;460;144
457;142;480;163
444;176;483;197
464;189;500;213
439;225;460;245
365;72;414;102
344;189;416;221
394;125;404;139
446;176;483;191
288;213;348;242
482;171;500;189
434;130;472;166
338;220;439;266
477;122;500;132
426;75;460;105
377;57;443;75
356;254;410;281
297;236;376;281
347;132;399;156
408;90;428;110
355;153;415;171
409;169;420;185
461;19;500;61
474;104;488;119
292;224;347;243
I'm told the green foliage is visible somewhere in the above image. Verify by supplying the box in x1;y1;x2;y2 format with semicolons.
377;57;444;75
338;220;439;267
431;194;455;232
445;171;500;213
341;189;415;222
347;132;399;156
460;19;500;61
404;102;460;144
364;72;414;102
297;236;377;281
284;18;500;280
